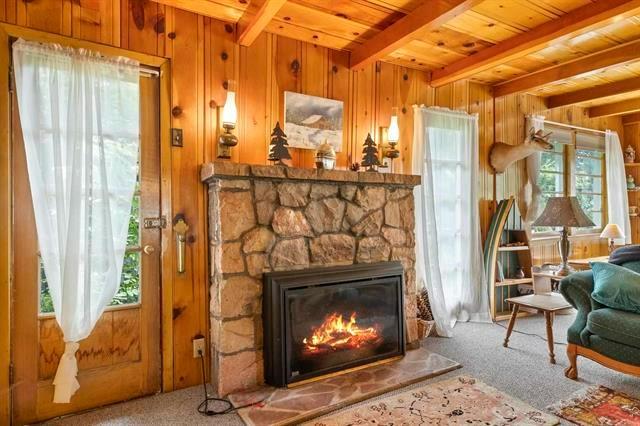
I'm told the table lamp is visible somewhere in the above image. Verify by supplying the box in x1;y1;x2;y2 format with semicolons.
533;197;595;276
600;223;624;253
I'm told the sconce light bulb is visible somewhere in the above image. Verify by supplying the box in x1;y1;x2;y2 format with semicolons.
388;114;400;143
222;91;238;127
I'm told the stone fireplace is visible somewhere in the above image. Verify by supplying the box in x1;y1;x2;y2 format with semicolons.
201;162;421;396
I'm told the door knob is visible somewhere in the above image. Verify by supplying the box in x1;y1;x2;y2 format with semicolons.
143;245;156;255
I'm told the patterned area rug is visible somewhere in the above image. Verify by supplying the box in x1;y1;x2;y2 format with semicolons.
303;376;559;425
549;385;640;425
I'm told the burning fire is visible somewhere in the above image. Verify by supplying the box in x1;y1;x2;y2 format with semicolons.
302;312;382;355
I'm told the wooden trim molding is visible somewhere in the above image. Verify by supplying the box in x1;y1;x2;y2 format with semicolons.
237;0;287;47
565;343;640;379
349;0;482;70
431;0;640;87
0;23;175;418
159;60;174;392
494;38;640;98
0;24;11;426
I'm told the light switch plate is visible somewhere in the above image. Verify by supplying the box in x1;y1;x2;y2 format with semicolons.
171;128;183;147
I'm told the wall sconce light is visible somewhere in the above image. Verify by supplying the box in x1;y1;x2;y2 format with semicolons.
218;80;238;159
380;108;400;171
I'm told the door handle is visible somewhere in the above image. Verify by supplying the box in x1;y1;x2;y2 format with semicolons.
143;245;155;255
173;215;189;274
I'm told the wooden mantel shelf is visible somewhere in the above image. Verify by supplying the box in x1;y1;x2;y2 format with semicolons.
201;162;422;187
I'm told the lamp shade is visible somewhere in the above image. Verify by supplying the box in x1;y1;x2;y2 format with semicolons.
600;223;624;240
222;91;237;127
532;196;595;228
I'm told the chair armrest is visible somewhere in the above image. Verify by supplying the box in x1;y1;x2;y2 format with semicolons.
559;271;598;346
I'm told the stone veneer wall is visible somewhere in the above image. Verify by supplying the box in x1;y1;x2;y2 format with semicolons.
202;162;421;396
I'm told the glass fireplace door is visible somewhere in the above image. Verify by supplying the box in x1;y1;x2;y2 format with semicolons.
285;277;403;384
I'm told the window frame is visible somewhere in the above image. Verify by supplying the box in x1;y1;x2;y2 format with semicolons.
531;127;607;239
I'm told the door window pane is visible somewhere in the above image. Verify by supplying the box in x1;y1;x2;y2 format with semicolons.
39;191;142;314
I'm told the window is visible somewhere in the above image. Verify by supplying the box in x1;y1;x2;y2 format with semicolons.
533;125;605;235
537;140;565;233
39;182;141;314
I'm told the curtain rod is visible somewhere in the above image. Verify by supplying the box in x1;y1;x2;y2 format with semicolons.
530;116;607;136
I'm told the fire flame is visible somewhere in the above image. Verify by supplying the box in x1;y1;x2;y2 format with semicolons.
302;312;381;355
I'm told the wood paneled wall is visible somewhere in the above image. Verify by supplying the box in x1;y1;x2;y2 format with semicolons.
0;0;498;391
494;93;622;264
1;0;612;396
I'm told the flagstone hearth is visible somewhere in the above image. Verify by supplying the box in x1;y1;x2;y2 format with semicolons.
228;348;460;426
202;162;422;397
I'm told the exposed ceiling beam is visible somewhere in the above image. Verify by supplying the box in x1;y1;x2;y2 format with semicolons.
237;0;287;47
623;112;640;125
494;38;640;98
588;98;640;118
547;77;640;109
431;0;640;87
151;0;244;22
349;0;482;70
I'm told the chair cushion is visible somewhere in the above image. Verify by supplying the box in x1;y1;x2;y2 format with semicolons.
590;262;640;314
587;308;640;350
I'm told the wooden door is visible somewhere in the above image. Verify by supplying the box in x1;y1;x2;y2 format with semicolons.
11;74;162;424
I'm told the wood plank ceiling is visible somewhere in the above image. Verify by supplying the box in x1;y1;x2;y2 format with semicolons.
152;0;640;118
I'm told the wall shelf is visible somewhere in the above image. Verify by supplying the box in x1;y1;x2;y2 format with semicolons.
495;278;534;287
498;246;530;252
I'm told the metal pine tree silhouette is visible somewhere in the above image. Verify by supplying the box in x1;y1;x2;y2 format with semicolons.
268;122;291;165
361;133;380;171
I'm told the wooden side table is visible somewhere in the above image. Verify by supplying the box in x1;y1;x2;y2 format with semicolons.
503;293;573;364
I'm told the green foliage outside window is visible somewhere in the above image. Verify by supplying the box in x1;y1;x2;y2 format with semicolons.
39;193;141;314
535;142;564;233
534;139;604;234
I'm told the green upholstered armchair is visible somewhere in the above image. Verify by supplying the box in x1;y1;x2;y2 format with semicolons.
559;267;640;379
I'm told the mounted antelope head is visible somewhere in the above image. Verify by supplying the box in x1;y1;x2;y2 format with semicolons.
490;128;553;174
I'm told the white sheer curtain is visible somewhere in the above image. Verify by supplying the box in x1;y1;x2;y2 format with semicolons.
413;106;490;337
13;39;140;403
606;130;631;244
523;115;545;223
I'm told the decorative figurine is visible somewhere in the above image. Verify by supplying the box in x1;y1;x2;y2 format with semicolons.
627;174;636;190
361;133;381;172
626;145;636;164
315;140;336;170
268;122;291;166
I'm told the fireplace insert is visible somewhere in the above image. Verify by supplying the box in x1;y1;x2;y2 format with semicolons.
263;262;405;387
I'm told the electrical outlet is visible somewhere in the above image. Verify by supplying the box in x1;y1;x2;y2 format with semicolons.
192;337;206;358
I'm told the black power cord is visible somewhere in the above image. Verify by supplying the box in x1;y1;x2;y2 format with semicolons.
197;349;265;416
494;321;567;346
